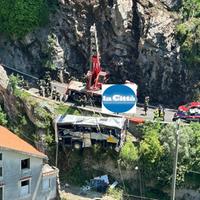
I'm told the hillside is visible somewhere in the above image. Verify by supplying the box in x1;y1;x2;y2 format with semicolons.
0;0;199;105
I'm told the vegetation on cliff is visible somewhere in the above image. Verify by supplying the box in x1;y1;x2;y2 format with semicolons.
0;0;49;38
177;0;200;100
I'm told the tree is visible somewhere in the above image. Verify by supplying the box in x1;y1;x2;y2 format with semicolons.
159;124;192;186
0;0;49;38
188;123;200;171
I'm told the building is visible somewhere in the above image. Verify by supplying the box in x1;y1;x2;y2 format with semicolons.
0;126;58;200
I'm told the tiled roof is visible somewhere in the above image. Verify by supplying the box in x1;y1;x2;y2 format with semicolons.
0;126;47;159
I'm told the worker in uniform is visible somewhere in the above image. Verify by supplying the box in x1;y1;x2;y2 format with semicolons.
45;82;51;97
158;105;162;118
38;85;43;96
144;96;150;115
19;76;25;88
39;84;44;97
23;81;29;90
161;107;165;121
159;109;165;121
63;69;70;83
79;96;84;107
44;71;51;92
56;92;61;101
153;108;159;120
82;94;87;107
52;87;57;100
76;95;81;106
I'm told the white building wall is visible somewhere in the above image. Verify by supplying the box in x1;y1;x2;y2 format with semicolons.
0;149;57;200
36;174;57;200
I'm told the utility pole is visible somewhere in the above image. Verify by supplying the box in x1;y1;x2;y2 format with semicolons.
171;118;180;200
54;118;59;168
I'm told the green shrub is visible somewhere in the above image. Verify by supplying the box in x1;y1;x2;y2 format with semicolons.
139;131;163;164
9;74;23;92
119;139;138;167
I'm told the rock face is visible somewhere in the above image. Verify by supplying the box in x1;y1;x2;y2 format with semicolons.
0;0;194;104
0;65;9;90
135;0;188;103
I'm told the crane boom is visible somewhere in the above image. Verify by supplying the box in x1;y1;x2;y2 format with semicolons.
86;24;109;90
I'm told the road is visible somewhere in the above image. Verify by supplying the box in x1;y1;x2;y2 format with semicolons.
2;65;176;123
85;104;176;123
29;88;176;123
134;105;176;123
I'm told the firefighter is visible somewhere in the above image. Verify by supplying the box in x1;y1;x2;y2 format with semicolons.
63;69;70;83
45;82;51;97
39;84;44;97
56;92;61;101
44;71;51;90
160;110;165;121
19;76;25;88
144;96;150;115
38;79;44;96
23;81;29;90
82;94;87;107
79;96;84;107
52;87;57;100
153;108;159;120
76;95;82;106
158;105;162;118
161;107;165;121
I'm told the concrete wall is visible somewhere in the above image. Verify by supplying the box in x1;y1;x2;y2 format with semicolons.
36;175;57;200
0;149;57;200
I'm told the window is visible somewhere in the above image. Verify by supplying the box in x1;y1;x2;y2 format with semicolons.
0;167;2;177
0;153;2;161
20;180;30;196
0;187;3;200
21;159;30;170
42;178;50;191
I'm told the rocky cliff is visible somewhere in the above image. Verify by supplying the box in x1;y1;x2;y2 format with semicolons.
0;0;198;105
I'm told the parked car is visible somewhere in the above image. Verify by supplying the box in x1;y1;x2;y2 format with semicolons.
173;102;200;122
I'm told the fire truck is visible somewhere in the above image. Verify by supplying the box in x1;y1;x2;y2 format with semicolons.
173;102;200;122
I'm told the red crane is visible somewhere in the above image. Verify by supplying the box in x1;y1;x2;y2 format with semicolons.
86;24;109;90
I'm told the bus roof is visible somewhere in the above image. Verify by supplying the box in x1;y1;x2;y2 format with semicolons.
55;115;127;129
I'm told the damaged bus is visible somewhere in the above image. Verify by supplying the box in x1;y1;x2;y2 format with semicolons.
54;115;128;151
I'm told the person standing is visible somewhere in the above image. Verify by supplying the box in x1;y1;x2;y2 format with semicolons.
153;108;159;120
144;96;150;115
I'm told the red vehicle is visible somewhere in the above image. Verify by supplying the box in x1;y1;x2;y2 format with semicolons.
50;24;137;106
50;24;109;105
66;24;109;105
173;102;200;122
